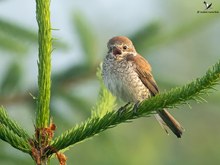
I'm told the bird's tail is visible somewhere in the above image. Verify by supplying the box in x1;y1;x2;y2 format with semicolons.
155;109;184;138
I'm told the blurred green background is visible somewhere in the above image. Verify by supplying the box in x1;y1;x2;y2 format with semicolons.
0;0;220;165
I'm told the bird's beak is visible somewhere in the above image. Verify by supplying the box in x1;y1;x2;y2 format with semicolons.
112;46;122;56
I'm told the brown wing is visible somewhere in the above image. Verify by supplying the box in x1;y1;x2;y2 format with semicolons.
127;53;183;138
126;54;159;96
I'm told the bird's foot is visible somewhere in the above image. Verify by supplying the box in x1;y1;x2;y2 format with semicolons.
132;101;140;115
118;102;131;116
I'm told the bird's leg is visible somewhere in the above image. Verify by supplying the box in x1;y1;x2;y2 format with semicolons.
132;101;140;114
118;102;131;116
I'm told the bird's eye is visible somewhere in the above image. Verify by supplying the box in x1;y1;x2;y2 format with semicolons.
123;45;128;50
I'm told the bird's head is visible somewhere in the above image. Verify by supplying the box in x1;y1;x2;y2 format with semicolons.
107;36;137;60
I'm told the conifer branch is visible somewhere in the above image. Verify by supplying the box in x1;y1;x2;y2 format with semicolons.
46;60;220;155
0;106;30;140
0;124;31;153
35;0;52;128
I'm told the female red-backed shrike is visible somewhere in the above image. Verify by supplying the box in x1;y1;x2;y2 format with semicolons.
102;36;183;138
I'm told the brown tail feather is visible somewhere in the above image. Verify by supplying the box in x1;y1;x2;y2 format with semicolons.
156;109;184;138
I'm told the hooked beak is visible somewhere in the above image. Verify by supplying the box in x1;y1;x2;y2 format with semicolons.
112;46;122;56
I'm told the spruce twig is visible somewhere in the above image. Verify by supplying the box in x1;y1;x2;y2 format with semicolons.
0;106;30;140
35;0;52;128
0;124;31;153
46;60;220;155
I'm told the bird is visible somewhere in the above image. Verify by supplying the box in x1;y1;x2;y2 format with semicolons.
204;1;212;10
102;36;184;138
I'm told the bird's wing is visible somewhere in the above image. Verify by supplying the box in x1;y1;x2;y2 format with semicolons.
126;53;183;138
126;54;159;96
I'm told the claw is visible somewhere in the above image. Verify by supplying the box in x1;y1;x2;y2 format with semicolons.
132;101;140;114
118;102;131;116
